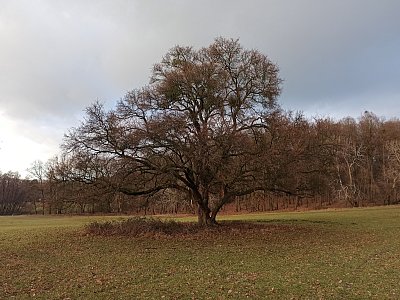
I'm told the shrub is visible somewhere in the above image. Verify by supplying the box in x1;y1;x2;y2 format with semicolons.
85;217;197;236
85;217;275;237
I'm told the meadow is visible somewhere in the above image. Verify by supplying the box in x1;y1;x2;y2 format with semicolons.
1;206;400;299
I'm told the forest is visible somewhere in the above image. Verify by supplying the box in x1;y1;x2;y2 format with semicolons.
1;39;400;223
2;111;400;216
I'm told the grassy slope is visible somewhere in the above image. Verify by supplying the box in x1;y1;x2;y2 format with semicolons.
1;206;400;299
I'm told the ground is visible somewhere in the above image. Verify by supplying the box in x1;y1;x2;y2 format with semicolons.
1;206;400;299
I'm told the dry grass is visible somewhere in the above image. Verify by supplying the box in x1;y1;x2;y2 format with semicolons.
1;206;400;299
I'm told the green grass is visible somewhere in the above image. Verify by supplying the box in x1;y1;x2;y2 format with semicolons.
1;206;400;299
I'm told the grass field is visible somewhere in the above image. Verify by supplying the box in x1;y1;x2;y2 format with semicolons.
1;206;400;299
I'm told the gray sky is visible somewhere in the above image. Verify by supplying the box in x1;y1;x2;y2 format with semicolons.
1;0;399;175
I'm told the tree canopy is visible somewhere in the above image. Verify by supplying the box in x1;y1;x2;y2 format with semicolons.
63;38;283;225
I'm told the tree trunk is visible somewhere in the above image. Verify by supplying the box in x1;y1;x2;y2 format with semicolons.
198;203;222;226
197;205;213;226
33;200;38;215
210;210;219;224
210;196;230;225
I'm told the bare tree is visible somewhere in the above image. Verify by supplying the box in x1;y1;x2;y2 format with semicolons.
335;138;364;207
0;172;28;215
27;160;46;214
333;117;365;207
384;140;400;203
63;38;282;225
358;112;383;203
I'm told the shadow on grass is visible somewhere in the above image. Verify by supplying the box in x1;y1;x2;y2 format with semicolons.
255;219;344;225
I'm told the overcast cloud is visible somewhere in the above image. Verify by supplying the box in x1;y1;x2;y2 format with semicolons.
0;0;399;175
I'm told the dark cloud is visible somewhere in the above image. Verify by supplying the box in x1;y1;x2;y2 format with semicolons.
0;0;399;173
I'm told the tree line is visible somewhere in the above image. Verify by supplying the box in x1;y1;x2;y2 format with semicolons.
1;38;400;223
3;111;400;217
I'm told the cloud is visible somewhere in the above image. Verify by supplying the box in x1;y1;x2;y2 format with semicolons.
0;111;58;174
2;0;399;118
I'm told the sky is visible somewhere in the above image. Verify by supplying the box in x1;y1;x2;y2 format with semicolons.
0;0;399;176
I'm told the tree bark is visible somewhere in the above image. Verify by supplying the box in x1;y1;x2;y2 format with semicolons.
210;210;218;224
197;205;214;226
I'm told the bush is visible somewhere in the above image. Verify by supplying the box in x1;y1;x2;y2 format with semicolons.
85;217;275;237
85;217;198;236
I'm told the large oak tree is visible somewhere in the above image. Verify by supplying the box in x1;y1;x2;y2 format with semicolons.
63;38;282;225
